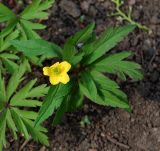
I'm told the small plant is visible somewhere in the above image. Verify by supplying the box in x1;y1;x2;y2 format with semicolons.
11;23;143;128
0;61;49;150
111;0;149;31
80;115;91;127
0;0;55;68
0;0;54;39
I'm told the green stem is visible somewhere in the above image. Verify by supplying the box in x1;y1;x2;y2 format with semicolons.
113;0;149;32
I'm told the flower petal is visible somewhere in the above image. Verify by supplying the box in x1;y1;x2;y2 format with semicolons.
50;62;59;69
49;76;60;85
60;74;70;84
43;67;50;76
60;61;71;72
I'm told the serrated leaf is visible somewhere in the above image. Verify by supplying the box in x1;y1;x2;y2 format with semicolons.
6;110;18;140
20;22;41;39
71;52;84;66
38;0;55;11
20;0;43;19
12;99;42;107
17;23;28;40
11;39;62;59
26;84;49;98
22;119;49;146
0;110;7;150
91;70;119;89
6;61;27;101
10;79;37;105
0;3;16;22
15;109;38;120
53;83;84;126
0;70;6;103
99;89;130;109
0;53;19;60
94;51;143;80
0;18;18;38
0;30;19;51
35;83;72;126
79;83;105;105
20;19;46;30
67;88;83;112
2;58;19;74
84;25;135;64
63;23;95;61
79;71;97;101
20;0;54;20
90;70;128;105
52;95;69;127
10;108;30;139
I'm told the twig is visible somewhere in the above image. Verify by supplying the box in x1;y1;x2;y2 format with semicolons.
111;0;149;32
19;136;32;151
106;135;130;149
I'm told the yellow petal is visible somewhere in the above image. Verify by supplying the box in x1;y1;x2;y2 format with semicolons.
60;61;71;72
50;62;59;70
60;74;70;84
43;67;50;76
49;76;60;85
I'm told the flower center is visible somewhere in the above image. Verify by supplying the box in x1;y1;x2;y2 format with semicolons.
53;67;61;75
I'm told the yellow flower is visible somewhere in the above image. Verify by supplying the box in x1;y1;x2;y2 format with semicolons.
43;61;71;85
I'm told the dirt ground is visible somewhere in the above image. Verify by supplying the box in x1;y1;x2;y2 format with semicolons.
3;0;160;150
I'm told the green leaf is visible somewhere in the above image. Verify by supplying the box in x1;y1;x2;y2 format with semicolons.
0;53;19;60
68;23;95;45
53;84;84;126
94;51;143;80
0;110;7;150
79;83;105;105
20;0;43;19
26;84;49;98
6;110;18;140
99;89;130;109
67;88;83;112
0;30;19;51
79;71;97;101
12;99;42;107
91;70;119;89
63;23;95;61
91;71;128;101
35;83;73;126
37;0;55;11
52;96;69;127
0;18;18;38
20;22;41;39
0;70;6;103
10;79;37;105
20;0;54;20
84;25;135;64
0;3;16;22
6;61;27;101
15;109;38;120
2;58;19;74
20;19;46;30
71;52;85;66
17;23;28;40
11;39;62;59
22;119;49;146
10;108;30;139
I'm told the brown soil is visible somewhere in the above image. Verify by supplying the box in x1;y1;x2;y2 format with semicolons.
3;0;160;151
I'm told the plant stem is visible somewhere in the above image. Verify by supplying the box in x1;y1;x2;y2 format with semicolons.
112;0;149;32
